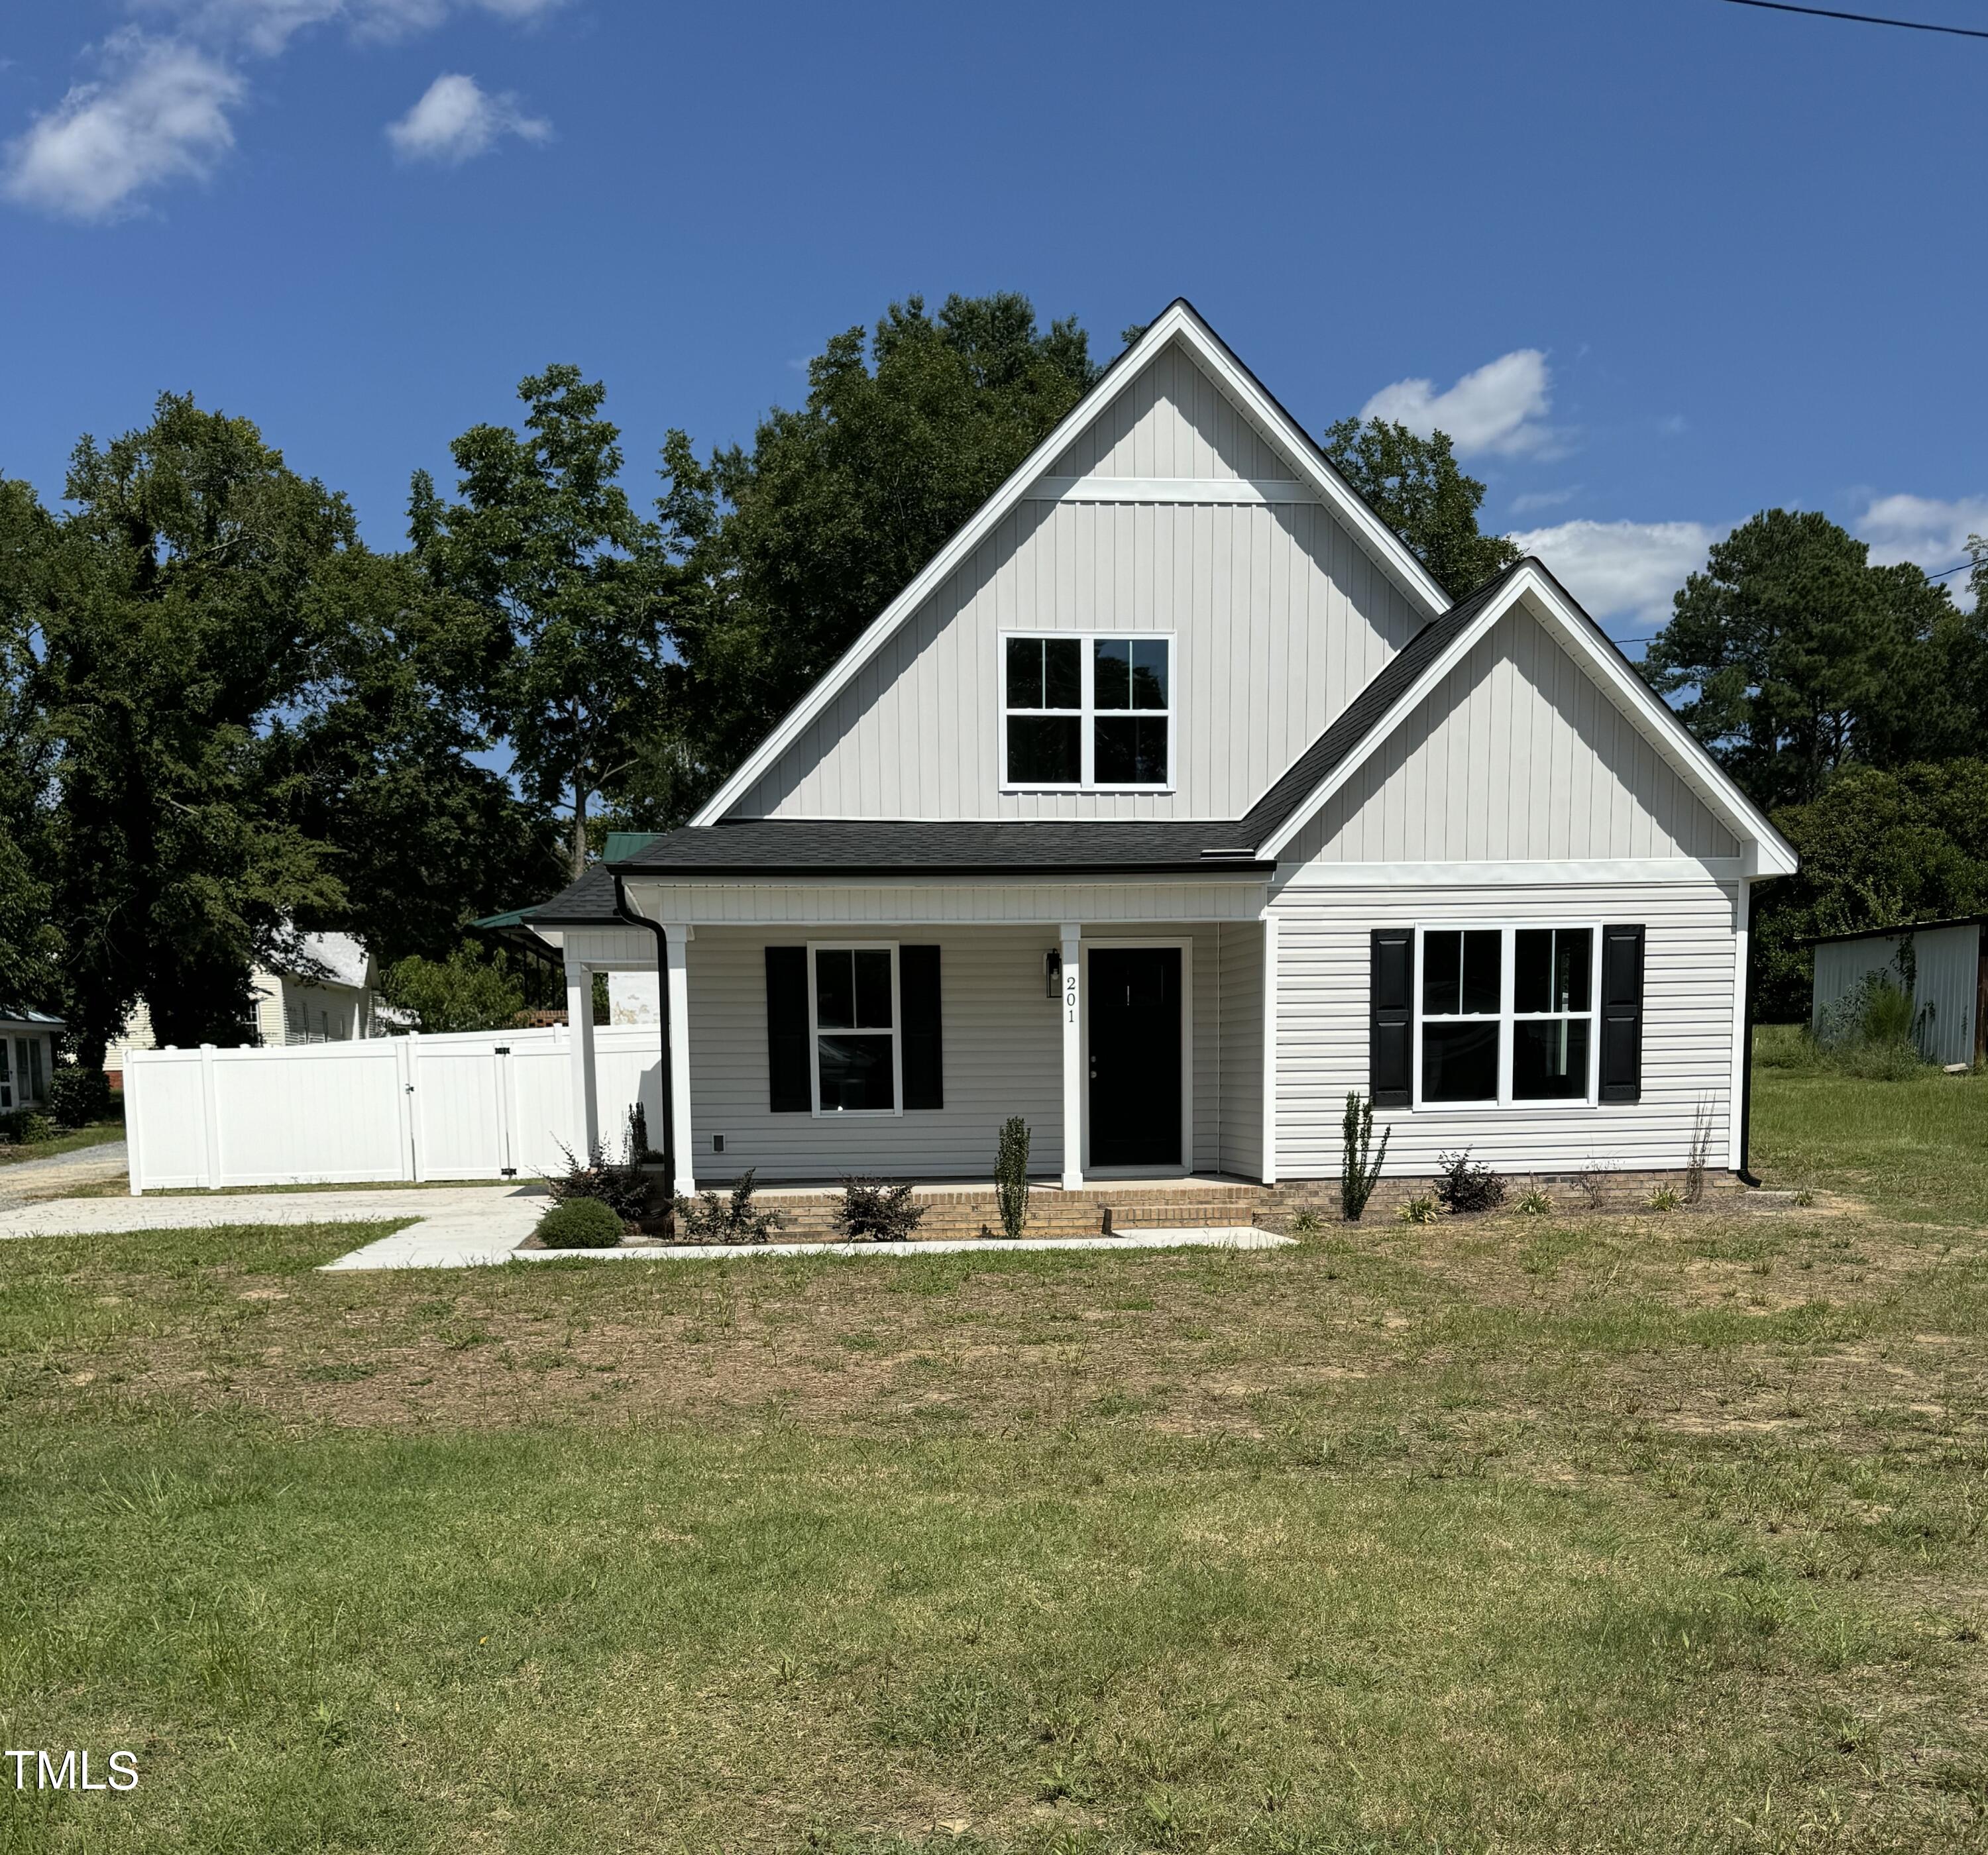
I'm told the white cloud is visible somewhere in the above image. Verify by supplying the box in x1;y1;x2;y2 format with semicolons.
1;30;241;220
1508;486;1580;516
139;0;565;53
386;70;549;163
1855;492;1988;574
1506;518;1718;638
1362;348;1559;458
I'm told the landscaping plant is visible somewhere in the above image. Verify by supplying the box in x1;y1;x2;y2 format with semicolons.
48;1065;115;1129
543;1139;653;1224
0;1110;54;1147
674;1169;785;1244
534;1197;626;1249
1339;1090;1390;1220
1396;1192;1438;1225
1514;1185;1553;1216
995;1116;1031;1240
1433;1149;1504;1214
836;1177;925;1242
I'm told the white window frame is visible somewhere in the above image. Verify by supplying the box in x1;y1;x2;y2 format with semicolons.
999;630;1176;792
1411;922;1601;1110
805;941;903;1118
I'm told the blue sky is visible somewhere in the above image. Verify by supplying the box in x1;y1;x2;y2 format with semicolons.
2;0;1982;645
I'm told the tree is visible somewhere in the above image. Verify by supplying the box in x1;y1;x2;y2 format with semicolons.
0;478;62;1013
35;395;350;1063
412;365;667;879
1639;509;1973;810
1321;418;1521;600
380;940;526;1034
656;294;1097;806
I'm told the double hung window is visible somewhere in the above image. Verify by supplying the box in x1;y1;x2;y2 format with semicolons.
1414;926;1598;1106
1003;634;1170;788
810;945;899;1113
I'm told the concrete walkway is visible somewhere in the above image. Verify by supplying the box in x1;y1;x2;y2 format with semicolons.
0;1138;129;1207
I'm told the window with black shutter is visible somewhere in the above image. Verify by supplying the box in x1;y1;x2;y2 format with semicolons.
1370;929;1414;1107
765;946;811;1113
899;945;944;1111
1598;924;1645;1103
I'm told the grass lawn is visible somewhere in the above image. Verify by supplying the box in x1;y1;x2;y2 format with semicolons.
2;1057;1985;1852
0;1121;124;1168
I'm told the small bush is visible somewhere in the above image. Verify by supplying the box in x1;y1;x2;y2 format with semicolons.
0;1110;54;1146
1288;1208;1324;1237
675;1169;785;1244
1514;1185;1553;1216
1340;1091;1389;1221
543;1140;653;1223
837;1177;925;1242
1576;1155;1617;1210
1433;1149;1504;1215
535;1197;626;1249
995;1116;1030;1240
48;1065;116;1129
1396;1194;1438;1226
1647;1184;1682;1212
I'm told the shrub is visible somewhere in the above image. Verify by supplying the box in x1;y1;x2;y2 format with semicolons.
0;1110;54;1146
535;1197;626;1249
1647;1185;1682;1212
1814;971;1930;1079
1576;1156;1618;1210
1396;1194;1438;1226
837;1177;926;1242
675;1169;785;1244
995;1116;1030;1240
1514;1185;1553;1216
1339;1091;1390;1221
1433;1149;1504;1214
48;1065;115;1129
542;1140;653;1224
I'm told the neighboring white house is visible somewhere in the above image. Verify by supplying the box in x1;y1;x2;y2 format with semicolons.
495;300;1796;1195
0;1006;62;1111
106;933;386;1083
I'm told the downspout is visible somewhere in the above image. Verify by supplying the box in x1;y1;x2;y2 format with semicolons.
614;873;673;1189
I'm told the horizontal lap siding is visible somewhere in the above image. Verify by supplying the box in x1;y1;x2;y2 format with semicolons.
1272;882;1738;1177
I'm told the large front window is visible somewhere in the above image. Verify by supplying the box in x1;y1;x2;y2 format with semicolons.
810;945;899;1112
1415;926;1597;1107
1003;633;1171;788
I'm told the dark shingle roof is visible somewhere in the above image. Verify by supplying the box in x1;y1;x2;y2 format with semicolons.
1236;561;1525;846
474;861;624;931
610;819;1273;876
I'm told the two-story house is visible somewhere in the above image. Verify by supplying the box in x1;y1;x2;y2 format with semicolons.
502;301;1794;1202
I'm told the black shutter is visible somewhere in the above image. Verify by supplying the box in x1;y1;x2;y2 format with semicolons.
1370;929;1413;1108
1598;924;1645;1103
765;946;811;1113
900;945;944;1111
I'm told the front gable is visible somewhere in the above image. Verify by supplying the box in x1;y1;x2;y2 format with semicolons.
719;316;1437;825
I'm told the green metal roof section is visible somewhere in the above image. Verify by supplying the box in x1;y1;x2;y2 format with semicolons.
603;831;657;865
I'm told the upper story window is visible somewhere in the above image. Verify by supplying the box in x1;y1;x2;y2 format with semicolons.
1003;633;1172;790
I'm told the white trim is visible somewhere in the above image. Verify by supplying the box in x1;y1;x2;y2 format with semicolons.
1273;857;1743;890
1260;912;1278;1186
1080;937;1194;1179
1258;564;1798;874
804;941;904;1118
1028;476;1313;505
999;628;1176;792
691;301;1450;827
618;876;1269;929
1060;923;1083;1190
565;953;600;1158
663;925;694;1196
1728;879;1750;1171
1410;922;1601;1112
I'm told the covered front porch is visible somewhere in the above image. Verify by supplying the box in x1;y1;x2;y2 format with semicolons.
543;878;1280;1199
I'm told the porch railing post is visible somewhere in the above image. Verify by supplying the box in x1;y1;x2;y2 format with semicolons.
1060;922;1083;1189
565;954;598;1159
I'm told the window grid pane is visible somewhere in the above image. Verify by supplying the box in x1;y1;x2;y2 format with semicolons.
1007;634;1168;788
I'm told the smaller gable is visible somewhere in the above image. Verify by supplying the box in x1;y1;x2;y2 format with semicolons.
1284;606;1742;867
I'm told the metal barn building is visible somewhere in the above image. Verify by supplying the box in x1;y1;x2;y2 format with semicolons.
1811;917;1988;1068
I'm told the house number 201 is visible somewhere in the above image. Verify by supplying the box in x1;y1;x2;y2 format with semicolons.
1065;972;1078;1025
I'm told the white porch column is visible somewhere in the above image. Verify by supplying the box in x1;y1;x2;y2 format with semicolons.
1728;878;1751;1171
565;954;598;1158
1260;911;1280;1185
1060;922;1083;1189
664;924;695;1197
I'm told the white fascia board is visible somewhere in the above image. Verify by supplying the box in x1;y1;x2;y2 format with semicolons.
1258;565;1798;874
690;301;1451;827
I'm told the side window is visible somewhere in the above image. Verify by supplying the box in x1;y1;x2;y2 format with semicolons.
1003;634;1171;790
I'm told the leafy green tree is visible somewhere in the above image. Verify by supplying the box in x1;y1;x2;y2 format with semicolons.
0;478;62;1013
412;365;667;879
1753;761;1988;1018
656;294;1097;805
1640;510;1973;810
35;395;349;1063
1321;419;1521;601
380;939;526;1034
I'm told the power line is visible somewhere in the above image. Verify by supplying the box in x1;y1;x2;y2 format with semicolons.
1717;0;1988;40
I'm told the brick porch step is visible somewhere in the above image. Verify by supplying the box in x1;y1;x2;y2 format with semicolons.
740;1182;1269;1242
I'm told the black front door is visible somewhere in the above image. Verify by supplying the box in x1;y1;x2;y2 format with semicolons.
1089;947;1183;1169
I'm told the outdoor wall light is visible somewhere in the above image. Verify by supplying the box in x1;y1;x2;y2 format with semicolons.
1044;947;1062;999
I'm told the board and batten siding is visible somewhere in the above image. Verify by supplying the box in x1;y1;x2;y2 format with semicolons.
1286;610;1741;866
683;923;1264;1183
1270;882;1739;1177
1046;339;1296;482
728;346;1424;825
1812;923;1981;1067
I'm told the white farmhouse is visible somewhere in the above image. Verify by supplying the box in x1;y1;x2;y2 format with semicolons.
499;301;1795;1198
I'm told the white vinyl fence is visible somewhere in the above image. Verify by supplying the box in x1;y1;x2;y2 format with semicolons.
124;1026;665;1193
